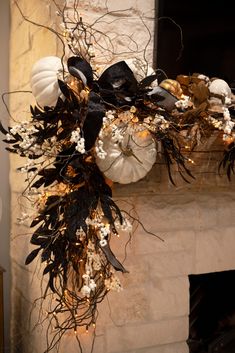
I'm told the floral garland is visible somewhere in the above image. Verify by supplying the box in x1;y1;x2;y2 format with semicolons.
1;2;235;352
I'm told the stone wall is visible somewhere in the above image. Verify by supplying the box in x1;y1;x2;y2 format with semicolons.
0;0;11;351
8;1;235;353
9;1;61;352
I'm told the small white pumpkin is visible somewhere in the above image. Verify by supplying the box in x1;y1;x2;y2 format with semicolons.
30;56;63;108
208;78;232;111
209;79;232;100
96;127;157;184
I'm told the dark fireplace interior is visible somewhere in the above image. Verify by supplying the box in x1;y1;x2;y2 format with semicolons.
155;0;235;87
188;270;235;353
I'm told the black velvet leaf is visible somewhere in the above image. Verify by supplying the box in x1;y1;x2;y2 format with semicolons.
41;248;52;263
32;177;45;189
0;121;8;135
30;215;44;228
25;247;41;265
58;79;72;99
100;243;128;273
43;263;55;275
49;272;56;292
138;74;158;89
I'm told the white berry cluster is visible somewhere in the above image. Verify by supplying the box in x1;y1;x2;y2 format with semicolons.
207;115;223;130
144;114;170;131
7;121;38;155
86;216;110;247
80;240;102;297
70;127;86;153
105;273;123;292
115;217;132;233
81;273;96;297
98;223;110;247
95;139;107;159
175;95;191;110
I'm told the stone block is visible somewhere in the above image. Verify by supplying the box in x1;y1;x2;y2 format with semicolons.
132;229;195;255
148;250;194;278
120;255;151;288
121;341;189;353
104;284;153;326
193;194;218;230
106;317;189;353
195;226;235;274
10;22;31;59
149;277;189;320
215;193;235;227
133;194;198;232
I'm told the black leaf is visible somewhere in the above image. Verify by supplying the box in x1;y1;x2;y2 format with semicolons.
32;177;45;189
43;263;55;275
58;79;71;99
219;142;235;180
25;247;41;265
30;215;44;228
100;243;128;273
138;74;158;89
41;248;52;263
5;147;18;154
49;272;56;292
2;138;17;144
30;235;48;246
0;121;8;135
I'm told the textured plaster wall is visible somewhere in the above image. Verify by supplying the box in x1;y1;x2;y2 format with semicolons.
0;0;11;351
8;1;235;353
9;1;60;352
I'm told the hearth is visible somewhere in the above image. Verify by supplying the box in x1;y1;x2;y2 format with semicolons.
188;270;235;353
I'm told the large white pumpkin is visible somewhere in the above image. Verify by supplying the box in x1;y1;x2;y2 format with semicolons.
96;128;157;184
30;56;63;108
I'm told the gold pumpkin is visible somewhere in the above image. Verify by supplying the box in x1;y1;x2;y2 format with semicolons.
159;79;183;99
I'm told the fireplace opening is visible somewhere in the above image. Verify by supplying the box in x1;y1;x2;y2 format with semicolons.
188;270;235;353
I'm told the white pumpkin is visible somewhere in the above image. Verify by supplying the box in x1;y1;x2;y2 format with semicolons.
30;56;63;108
209;79;232;100
96;128;157;184
208;78;232;112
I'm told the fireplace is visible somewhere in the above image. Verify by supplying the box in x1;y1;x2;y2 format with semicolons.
188;270;235;353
